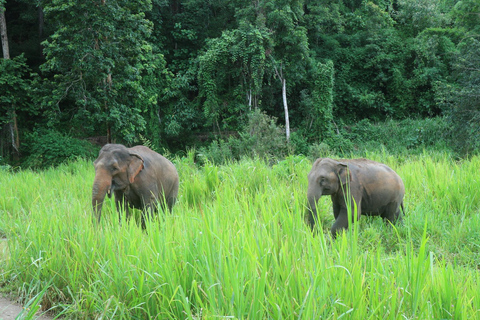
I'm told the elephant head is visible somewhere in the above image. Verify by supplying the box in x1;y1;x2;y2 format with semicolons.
306;158;350;228
92;144;144;222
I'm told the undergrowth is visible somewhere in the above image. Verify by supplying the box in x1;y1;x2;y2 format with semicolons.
0;151;479;319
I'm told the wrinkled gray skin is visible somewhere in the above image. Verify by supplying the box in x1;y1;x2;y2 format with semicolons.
92;144;179;228
307;158;405;238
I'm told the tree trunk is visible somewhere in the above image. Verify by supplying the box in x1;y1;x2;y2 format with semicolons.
38;6;44;38
247;88;252;110
107;124;112;144
1;6;10;59
272;61;290;142
281;77;290;142
11;114;19;151
1;6;20;163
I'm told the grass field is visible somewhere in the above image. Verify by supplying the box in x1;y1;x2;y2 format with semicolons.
1;151;479;319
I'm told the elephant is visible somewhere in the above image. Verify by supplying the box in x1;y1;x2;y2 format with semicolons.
306;158;405;238
92;144;179;228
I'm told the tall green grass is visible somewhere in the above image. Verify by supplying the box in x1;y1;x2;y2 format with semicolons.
0;152;479;319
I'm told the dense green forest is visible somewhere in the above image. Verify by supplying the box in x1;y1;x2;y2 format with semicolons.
0;0;479;167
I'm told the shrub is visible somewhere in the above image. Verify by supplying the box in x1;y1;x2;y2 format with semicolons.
200;116;452;163
345;117;449;153
323;131;355;155
289;131;309;155
200;110;288;164
0;156;12;171
22;129;98;169
198;139;235;165
436;34;480;155
238;109;288;159
308;142;332;160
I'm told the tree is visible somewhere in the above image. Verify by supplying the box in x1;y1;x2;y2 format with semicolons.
395;0;449;37
0;1;8;59
145;0;236;147
437;1;480;154
265;0;309;142
40;0;157;143
3;0;48;71
0;2;19;162
0;55;35;163
304;59;334;141
198;0;311;142
306;0;428;120
451;0;480;31
198;21;270;132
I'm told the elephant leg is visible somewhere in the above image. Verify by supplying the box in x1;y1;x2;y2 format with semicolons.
114;192;125;223
331;210;349;238
381;202;403;224
333;201;341;220
349;194;362;222
166;196;176;213
306;206;318;231
157;190;175;214
140;212;147;230
124;206;131;222
115;192;131;224
141;199;158;229
336;194;361;221
331;199;361;239
157;195;168;213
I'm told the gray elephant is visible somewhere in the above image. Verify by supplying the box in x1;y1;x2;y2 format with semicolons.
92;144;179;228
307;158;405;238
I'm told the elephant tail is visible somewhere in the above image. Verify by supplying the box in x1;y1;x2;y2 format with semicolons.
401;202;405;215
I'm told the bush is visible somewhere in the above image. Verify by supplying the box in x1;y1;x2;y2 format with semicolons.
345;117;449;153
200;110;288;164
323;131;355;155
437;34;480;155
22;129;98;169
289;131;309;155
198;139;235;165
238;110;288;159
0;156;12;171
199;116;451;163
308;142;332;160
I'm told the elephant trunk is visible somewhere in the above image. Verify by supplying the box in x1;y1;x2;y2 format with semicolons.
306;187;322;230
92;168;112;222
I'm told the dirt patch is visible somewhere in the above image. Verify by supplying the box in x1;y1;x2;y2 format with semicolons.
0;297;53;320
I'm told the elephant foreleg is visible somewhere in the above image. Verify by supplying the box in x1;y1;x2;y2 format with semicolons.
140;199;158;229
331;199;361;239
115;192;130;224
333;201;341;220
331;210;348;238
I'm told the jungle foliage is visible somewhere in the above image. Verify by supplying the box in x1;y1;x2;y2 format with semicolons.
1;0;479;166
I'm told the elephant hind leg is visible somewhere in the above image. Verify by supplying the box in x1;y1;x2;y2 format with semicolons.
166;196;177;212
141;203;157;229
381;202;403;224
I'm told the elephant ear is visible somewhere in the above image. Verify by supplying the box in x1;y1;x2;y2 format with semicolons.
337;162;351;186
128;153;144;184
